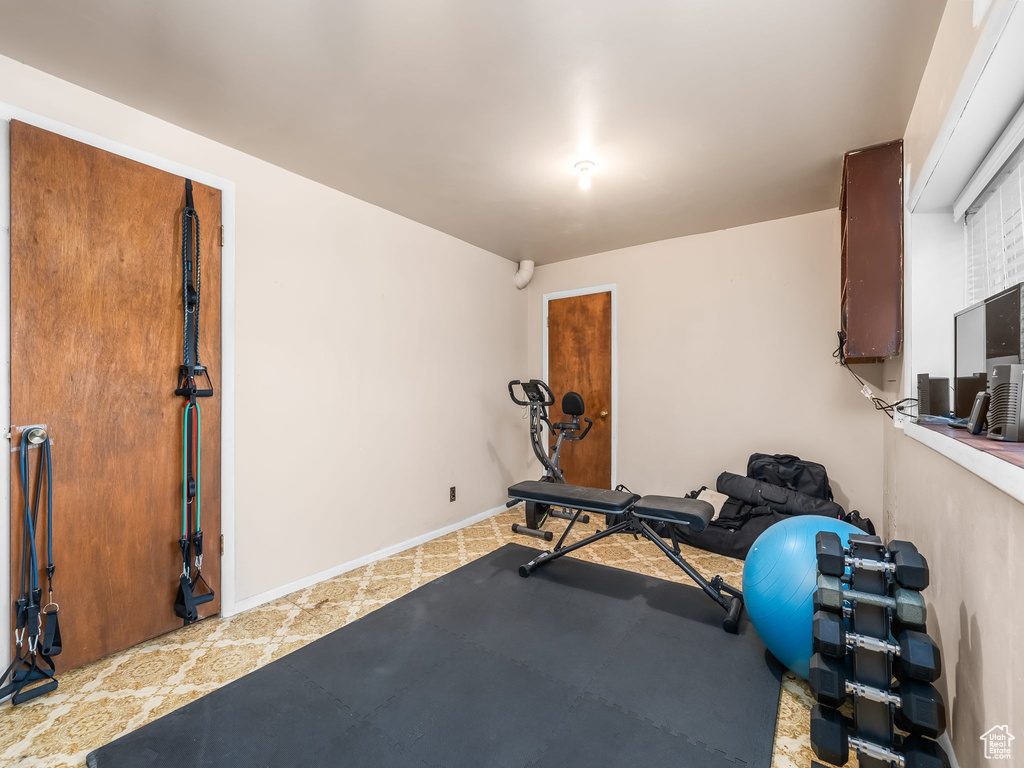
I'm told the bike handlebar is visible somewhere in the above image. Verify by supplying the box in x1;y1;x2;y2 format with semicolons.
508;379;555;407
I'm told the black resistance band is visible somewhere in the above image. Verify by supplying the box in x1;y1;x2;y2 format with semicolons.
1;428;59;705
173;179;215;625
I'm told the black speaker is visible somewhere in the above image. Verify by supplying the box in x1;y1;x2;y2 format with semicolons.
955;374;987;418
917;374;950;417
968;391;990;435
987;364;1024;441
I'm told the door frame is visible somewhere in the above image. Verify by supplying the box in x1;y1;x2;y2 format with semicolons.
542;283;618;489
0;103;239;666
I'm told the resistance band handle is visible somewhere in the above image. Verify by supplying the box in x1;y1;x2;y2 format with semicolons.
41;608;61;658
190;569;215;606
174;366;214;398
191;587;215;606
174;571;215;624
174;575;199;623
11;675;58;705
4;646;58;704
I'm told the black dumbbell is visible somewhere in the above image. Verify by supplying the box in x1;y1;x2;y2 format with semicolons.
811;705;950;768
815;574;927;627
881;541;931;590
816;532;930;590
812;610;941;681
817;533;929;590
808;653;946;737
820;602;932;667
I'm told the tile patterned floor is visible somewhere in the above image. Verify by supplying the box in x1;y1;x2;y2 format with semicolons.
0;508;839;768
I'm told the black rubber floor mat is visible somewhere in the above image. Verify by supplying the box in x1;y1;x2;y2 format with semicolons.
88;542;782;768
530;692;739;768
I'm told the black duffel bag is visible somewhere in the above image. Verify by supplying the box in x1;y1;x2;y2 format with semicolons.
746;453;834;501
717;472;844;518
669;499;785;560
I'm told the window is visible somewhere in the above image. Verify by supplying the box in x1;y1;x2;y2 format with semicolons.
902;1;1024;502
964;146;1024;306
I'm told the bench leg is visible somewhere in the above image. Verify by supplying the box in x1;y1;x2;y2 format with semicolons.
519;519;635;577
509;500;590;541
637;521;744;633
511;524;553;542
552;507;587;550
549;508;590;524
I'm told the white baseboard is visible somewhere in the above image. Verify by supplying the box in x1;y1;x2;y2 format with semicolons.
226;503;508;616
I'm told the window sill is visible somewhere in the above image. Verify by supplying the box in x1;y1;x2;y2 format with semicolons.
904;421;1024;504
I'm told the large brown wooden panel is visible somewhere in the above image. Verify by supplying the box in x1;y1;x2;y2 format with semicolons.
10;121;221;671
840;139;903;362
547;292;612;489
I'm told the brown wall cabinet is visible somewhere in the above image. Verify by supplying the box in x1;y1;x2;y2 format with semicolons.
840;140;904;362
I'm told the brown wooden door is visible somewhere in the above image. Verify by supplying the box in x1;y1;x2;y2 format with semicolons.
9;121;222;671
546;291;612;489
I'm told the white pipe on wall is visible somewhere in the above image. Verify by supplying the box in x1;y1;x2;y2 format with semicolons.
512;259;535;289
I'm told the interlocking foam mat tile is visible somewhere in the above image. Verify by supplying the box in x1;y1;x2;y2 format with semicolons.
88;543;782;768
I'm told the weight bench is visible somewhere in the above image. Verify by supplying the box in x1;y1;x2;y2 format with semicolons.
509;480;744;633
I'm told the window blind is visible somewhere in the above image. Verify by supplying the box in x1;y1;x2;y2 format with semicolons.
965;151;1024;306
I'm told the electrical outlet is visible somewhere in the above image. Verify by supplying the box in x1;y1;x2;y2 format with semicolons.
450;486;456;502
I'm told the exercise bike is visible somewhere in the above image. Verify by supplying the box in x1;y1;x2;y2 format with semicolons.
507;379;593;541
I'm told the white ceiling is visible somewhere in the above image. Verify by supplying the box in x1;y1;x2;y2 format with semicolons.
0;1;944;264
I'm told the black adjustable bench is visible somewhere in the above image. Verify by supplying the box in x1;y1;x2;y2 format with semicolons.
508;480;744;633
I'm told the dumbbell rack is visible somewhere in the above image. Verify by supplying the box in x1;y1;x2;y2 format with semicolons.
847;534;890;768
810;533;948;768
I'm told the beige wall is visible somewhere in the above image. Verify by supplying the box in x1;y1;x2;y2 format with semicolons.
0;55;532;604
884;429;1022;762
527;209;886;519
903;0;988;189
891;1;1024;762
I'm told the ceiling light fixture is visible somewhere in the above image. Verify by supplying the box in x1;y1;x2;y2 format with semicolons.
574;160;595;190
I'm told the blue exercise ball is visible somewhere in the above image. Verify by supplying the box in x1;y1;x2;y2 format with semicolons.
742;515;862;679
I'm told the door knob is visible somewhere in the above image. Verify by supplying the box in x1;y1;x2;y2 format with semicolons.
599;410;609;419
